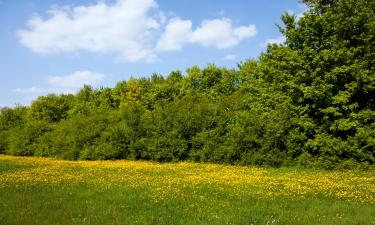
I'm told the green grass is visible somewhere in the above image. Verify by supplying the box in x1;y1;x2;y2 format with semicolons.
0;155;374;225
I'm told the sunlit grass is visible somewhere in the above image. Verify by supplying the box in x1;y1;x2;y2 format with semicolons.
0;155;374;225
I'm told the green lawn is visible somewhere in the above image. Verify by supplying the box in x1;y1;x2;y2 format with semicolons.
0;155;374;225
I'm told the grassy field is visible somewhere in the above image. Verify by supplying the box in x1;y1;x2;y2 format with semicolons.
0;155;374;225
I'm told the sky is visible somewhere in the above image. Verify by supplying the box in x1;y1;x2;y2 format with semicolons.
0;0;306;107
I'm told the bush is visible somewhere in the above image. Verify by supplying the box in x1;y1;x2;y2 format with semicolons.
6;120;51;156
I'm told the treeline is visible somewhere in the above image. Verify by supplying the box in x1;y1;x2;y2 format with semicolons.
1;0;374;169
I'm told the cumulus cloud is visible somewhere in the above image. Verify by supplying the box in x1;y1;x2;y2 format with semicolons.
17;0;161;62
157;17;256;51
156;18;192;51
18;0;257;62
191;18;256;49
48;70;105;88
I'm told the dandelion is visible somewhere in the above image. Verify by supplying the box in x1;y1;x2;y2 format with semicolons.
0;155;374;204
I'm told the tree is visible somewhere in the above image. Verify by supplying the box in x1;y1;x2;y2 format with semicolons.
0;106;27;153
0;0;373;169
275;0;375;167
29;94;74;122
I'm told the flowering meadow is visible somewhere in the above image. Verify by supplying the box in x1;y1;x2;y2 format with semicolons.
0;155;374;224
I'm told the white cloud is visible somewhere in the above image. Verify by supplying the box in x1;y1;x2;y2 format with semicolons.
48;70;105;88
157;17;256;51
18;0;161;62
223;54;236;61
14;86;81;96
191;18;256;49
18;0;257;62
262;36;286;47
156;18;192;51
13;87;46;94
13;70;105;98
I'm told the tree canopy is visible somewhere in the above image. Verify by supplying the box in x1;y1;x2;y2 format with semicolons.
1;0;373;169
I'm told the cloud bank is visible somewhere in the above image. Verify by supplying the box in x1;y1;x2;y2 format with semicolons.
18;0;257;62
18;0;161;62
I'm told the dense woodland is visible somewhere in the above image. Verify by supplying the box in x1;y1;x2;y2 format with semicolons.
0;0;374;169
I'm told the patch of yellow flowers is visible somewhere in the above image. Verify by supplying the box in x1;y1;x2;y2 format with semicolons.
0;155;374;204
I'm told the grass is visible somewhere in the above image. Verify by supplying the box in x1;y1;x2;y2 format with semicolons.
0;155;374;225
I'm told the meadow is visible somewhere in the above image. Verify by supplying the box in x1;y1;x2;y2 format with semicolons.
0;155;374;225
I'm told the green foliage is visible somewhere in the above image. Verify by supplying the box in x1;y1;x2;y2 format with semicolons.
0;106;28;153
49;111;122;160
6;120;51;156
1;0;374;169
29;94;74;122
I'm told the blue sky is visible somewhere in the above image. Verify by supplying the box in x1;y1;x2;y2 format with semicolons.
0;0;306;107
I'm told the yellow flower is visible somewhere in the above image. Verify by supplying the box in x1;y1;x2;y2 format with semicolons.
0;155;374;204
